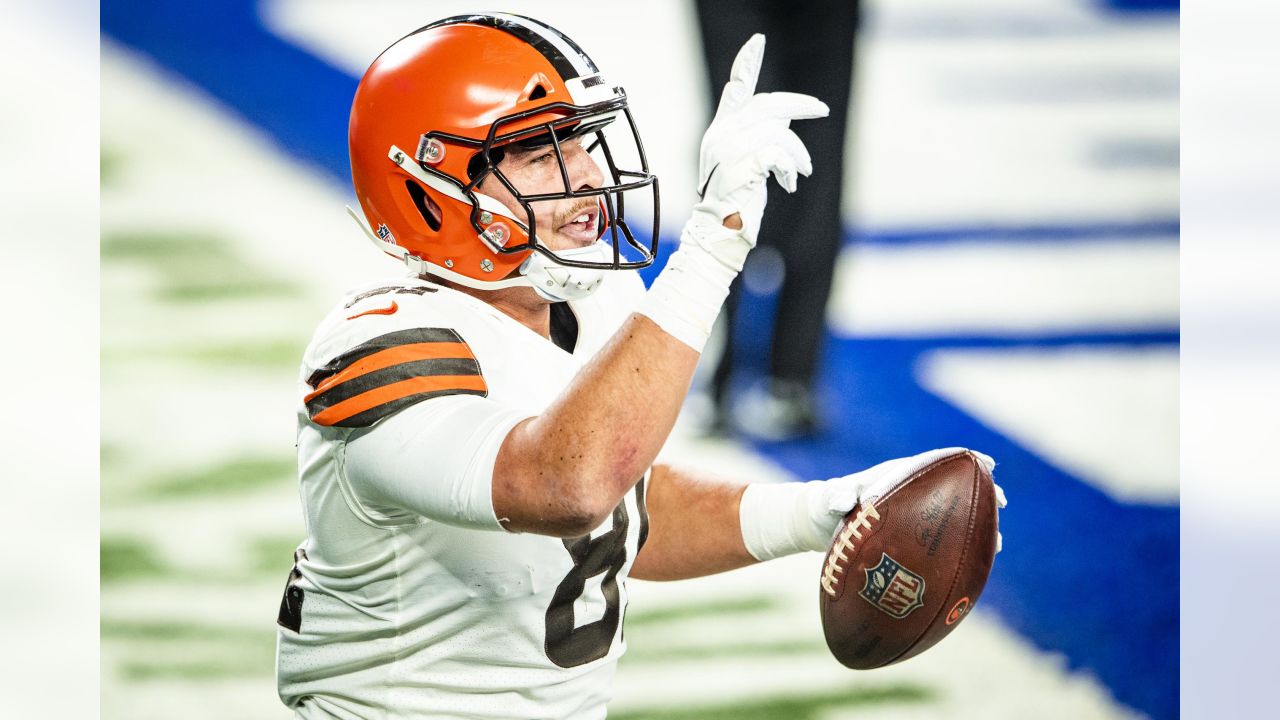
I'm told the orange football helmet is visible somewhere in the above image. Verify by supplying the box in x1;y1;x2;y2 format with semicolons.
348;13;660;300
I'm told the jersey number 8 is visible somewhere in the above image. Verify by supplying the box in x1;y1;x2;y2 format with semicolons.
543;480;647;667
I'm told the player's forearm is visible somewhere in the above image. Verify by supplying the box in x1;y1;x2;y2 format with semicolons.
628;463;757;581
493;33;828;537
493;315;699;536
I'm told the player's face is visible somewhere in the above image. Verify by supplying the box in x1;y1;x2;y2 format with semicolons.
478;136;605;252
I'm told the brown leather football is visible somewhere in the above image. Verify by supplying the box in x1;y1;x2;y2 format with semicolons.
819;451;998;669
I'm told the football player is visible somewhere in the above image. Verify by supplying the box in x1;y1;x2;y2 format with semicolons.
276;13;1002;719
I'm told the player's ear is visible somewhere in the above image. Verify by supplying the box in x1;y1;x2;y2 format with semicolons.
405;180;443;232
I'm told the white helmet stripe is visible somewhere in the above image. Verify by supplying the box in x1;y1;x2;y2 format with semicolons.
486;13;597;80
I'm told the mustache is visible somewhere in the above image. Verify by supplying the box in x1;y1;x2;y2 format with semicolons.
554;200;600;228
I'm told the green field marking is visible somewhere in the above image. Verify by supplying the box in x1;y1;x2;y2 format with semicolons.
101;537;169;583
104;620;275;681
249;535;302;575
102;338;305;370
102;230;302;301
101;619;264;642
175;338;305;368
624;596;782;630
103;230;238;264
118;657;270;682
623;638;824;664
101;148;124;187
143;455;294;499
158;275;301;302
101;443;126;470
100;533;300;587
609;684;934;720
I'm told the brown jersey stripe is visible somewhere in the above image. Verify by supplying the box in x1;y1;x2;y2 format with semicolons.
306;328;467;388
333;387;489;428
310;375;489;427
305;357;482;416
306;342;477;400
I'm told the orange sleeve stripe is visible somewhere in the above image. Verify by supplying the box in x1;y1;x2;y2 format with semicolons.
306;342;475;401
310;374;489;427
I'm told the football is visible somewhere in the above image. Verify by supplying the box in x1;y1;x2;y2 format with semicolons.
819;451;999;669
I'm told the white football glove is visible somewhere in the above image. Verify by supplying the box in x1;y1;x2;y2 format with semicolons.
637;33;828;352
688;33;829;269
740;448;1008;562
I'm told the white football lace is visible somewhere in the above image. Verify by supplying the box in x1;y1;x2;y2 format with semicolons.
821;503;881;598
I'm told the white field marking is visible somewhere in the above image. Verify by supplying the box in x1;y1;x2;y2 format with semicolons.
262;0;706;235
101;676;294;720
101;48;339;719
101;274;318;351
918;346;1179;504
101;485;304;576
101;43;393;299
103;578;297;630
826;240;1178;336
851;16;1178;227
102;364;301;480
849;31;1177;224
102;44;395;475
864;0;1113;30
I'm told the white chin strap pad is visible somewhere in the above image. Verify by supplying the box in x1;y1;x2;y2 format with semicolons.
521;242;611;302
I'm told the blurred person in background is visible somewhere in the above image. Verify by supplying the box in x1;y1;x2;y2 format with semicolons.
274;12;997;720
697;0;861;440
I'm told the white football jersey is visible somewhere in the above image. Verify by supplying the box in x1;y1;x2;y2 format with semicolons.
277;271;651;720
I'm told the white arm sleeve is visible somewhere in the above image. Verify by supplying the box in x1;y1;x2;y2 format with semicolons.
343;395;533;531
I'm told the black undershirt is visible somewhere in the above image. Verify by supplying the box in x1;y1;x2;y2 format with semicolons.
549;302;579;354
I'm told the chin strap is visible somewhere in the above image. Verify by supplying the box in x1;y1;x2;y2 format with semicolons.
345;207;608;302
522;243;610;302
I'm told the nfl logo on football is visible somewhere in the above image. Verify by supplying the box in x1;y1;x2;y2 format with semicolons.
859;553;926;619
